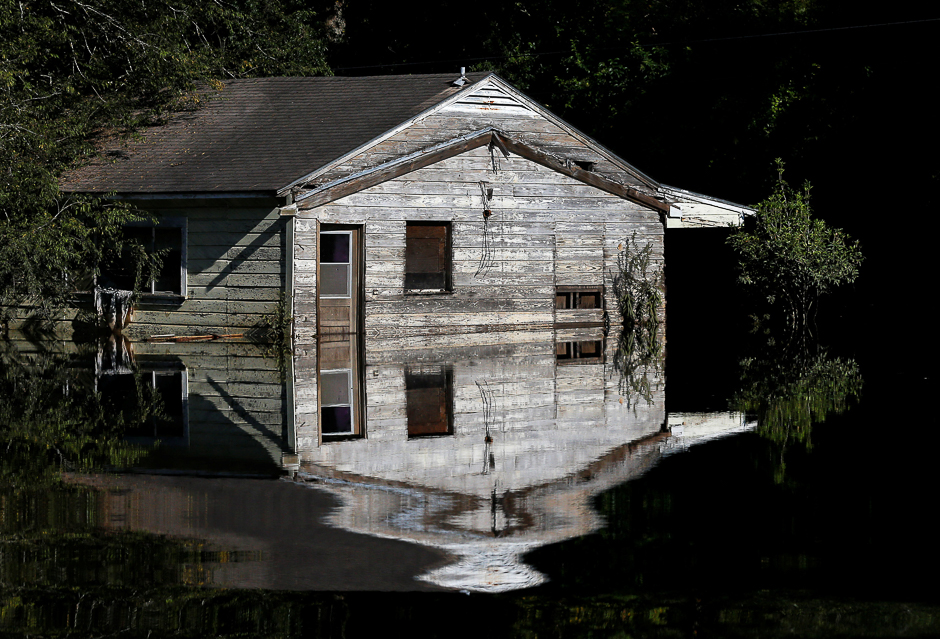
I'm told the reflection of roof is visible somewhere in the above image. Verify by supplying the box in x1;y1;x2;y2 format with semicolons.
62;74;486;194
292;430;670;592
293;413;752;592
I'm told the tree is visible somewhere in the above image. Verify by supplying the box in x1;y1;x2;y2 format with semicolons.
726;161;862;329
0;0;336;326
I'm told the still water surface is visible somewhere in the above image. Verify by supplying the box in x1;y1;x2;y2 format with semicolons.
2;324;938;637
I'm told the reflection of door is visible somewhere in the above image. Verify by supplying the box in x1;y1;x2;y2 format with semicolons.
318;333;364;442
318;225;362;335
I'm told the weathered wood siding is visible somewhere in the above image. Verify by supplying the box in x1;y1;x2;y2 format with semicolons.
294;146;663;343
2;335;292;472
5;198;287;339
123;199;287;340
294;334;666;497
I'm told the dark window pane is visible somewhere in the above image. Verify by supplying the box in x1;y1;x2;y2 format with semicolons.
153;228;182;294
322;406;352;434
153;372;185;437
321;234;350;263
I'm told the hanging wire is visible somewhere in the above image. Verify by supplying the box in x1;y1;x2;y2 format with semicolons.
476;379;494;475
475;181;495;278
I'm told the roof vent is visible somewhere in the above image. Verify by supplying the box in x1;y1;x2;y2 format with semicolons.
452;67;468;87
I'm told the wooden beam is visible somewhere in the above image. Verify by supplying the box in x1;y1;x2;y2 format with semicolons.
297;129;495;209
493;133;670;214
297;128;669;215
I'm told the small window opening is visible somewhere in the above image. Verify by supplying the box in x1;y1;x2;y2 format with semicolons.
406;222;452;291
574;160;596;172
320;231;353;298
555;287;603;309
556;340;604;364
406;366;453;438
99;221;186;296
99;367;188;445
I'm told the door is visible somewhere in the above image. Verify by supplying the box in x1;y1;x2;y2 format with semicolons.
317;225;363;335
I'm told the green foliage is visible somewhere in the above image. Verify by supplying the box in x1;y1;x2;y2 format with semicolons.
611;233;665;410
256;292;294;379
613;328;664;412
0;340;158;489
479;1;672;137
0;0;335;323
727;161;863;328
612;231;664;332
731;341;862;483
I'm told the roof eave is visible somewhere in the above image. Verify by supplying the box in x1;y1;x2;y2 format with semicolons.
295;129;669;214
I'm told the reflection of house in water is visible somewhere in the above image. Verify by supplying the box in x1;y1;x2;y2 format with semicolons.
36;331;752;592
288;331;750;591
93;337;294;475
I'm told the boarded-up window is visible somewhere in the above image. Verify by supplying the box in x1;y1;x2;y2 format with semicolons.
406;366;453;438
555;287;603;309
557;340;604;364
405;222;451;291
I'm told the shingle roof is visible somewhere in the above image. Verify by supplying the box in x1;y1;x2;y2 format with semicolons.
62;74;486;194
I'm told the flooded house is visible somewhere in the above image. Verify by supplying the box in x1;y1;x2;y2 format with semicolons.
14;72;757;591
54;72;751;342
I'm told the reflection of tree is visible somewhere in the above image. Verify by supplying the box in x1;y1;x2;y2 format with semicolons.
610;232;665;411
730;340;862;482
0;340;154;489
612;328;664;411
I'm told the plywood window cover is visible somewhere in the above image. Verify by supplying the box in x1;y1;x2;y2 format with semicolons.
406;366;453;438
405;222;452;293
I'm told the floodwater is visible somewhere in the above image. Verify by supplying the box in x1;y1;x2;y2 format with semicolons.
2;316;939;637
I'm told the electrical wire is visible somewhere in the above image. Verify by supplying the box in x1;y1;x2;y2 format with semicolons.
334;17;940;72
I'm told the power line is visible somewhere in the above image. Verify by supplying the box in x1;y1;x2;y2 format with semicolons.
334;16;940;72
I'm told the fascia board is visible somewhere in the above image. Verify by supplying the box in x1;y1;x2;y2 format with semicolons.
659;184;754;216
481;76;661;191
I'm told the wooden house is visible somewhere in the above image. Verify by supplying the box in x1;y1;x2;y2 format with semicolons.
60;72;751;342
